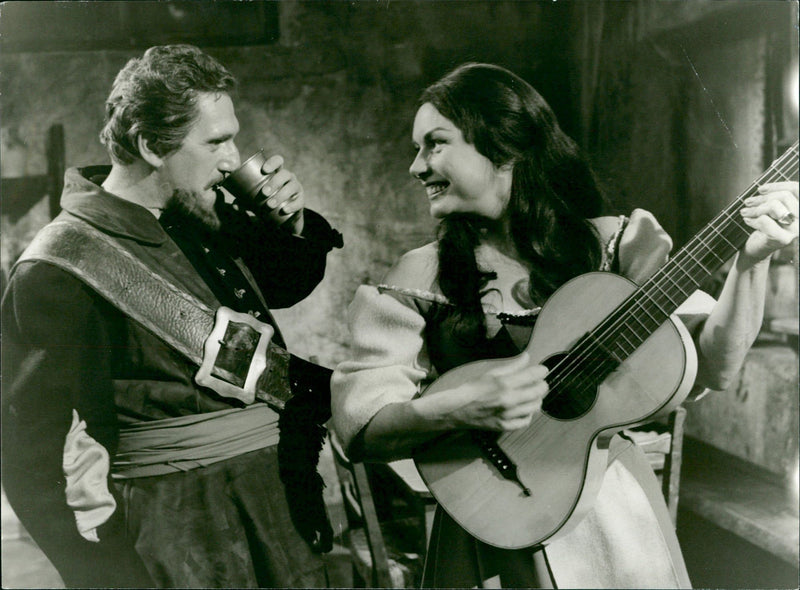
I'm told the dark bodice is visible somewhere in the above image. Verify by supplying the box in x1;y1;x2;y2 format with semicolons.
377;285;538;376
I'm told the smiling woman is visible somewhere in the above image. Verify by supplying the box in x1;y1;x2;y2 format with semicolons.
330;62;798;588
410;103;513;221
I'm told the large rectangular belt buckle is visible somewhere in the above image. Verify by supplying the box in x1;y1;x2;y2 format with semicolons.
195;306;274;405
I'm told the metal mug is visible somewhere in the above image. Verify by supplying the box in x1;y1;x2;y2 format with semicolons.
221;149;294;225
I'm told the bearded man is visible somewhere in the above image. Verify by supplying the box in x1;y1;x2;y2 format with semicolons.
1;44;342;588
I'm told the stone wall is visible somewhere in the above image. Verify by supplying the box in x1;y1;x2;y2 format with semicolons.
0;0;579;365
1;1;797;472
571;1;799;479
686;345;799;479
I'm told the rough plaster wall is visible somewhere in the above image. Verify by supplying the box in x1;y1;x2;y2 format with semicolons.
1;3;796;473
664;31;797;477
0;1;574;367
572;1;798;475
683;35;767;235
687;346;799;478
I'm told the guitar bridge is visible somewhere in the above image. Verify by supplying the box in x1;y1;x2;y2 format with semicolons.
471;431;532;496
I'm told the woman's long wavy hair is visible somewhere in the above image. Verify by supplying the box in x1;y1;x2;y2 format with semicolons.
420;63;606;345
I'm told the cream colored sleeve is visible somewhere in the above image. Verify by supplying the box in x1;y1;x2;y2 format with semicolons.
63;410;117;542
331;285;432;452
616;208;673;284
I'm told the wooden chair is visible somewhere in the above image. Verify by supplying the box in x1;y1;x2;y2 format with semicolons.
383;459;436;545
328;432;423;588
330;406;686;588
375;408;687;535
626;406;687;526
374;406;688;536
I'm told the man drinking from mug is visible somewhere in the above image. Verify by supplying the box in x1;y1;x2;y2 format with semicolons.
1;44;342;588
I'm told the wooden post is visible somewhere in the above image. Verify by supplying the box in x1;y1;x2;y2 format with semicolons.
46;124;65;219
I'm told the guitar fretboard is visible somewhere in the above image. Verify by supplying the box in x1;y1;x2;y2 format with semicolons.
554;142;799;395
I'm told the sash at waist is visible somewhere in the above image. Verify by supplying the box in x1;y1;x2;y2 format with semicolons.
113;403;280;479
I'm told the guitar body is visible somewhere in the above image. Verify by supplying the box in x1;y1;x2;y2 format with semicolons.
414;272;698;549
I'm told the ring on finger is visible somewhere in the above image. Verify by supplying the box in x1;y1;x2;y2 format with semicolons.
777;212;796;226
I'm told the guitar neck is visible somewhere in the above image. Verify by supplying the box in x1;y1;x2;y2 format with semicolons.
592;142;799;363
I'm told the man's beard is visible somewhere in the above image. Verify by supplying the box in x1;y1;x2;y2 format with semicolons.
164;188;223;233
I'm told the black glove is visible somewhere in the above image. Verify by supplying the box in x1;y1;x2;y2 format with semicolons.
276;357;334;553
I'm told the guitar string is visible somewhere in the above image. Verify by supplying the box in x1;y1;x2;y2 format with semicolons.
502;145;798;453
506;148;799;451
567;151;800;394
505;150;799;453
539;148;798;410
555;171;787;410
545;151;799;422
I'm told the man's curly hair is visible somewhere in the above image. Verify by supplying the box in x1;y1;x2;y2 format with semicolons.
99;44;236;164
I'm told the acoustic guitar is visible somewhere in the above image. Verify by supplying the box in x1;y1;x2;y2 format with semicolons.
414;142;798;549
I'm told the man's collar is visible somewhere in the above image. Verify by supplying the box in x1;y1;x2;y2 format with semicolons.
60;166;168;246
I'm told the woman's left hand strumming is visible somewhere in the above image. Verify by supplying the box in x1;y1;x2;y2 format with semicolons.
739;181;798;265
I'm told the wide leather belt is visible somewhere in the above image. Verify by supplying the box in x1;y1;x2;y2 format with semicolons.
17;218;295;409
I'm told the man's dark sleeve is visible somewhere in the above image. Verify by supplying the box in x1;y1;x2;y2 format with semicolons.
221;207;343;308
1;262;154;588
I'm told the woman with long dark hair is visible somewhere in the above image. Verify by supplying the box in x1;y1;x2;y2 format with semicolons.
332;63;798;587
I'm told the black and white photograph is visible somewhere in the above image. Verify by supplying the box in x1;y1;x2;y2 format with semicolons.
1;1;798;588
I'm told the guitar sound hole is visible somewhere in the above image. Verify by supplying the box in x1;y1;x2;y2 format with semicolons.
540;352;598;420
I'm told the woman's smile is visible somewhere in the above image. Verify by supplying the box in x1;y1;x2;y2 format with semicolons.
410;103;512;220
425;181;449;200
